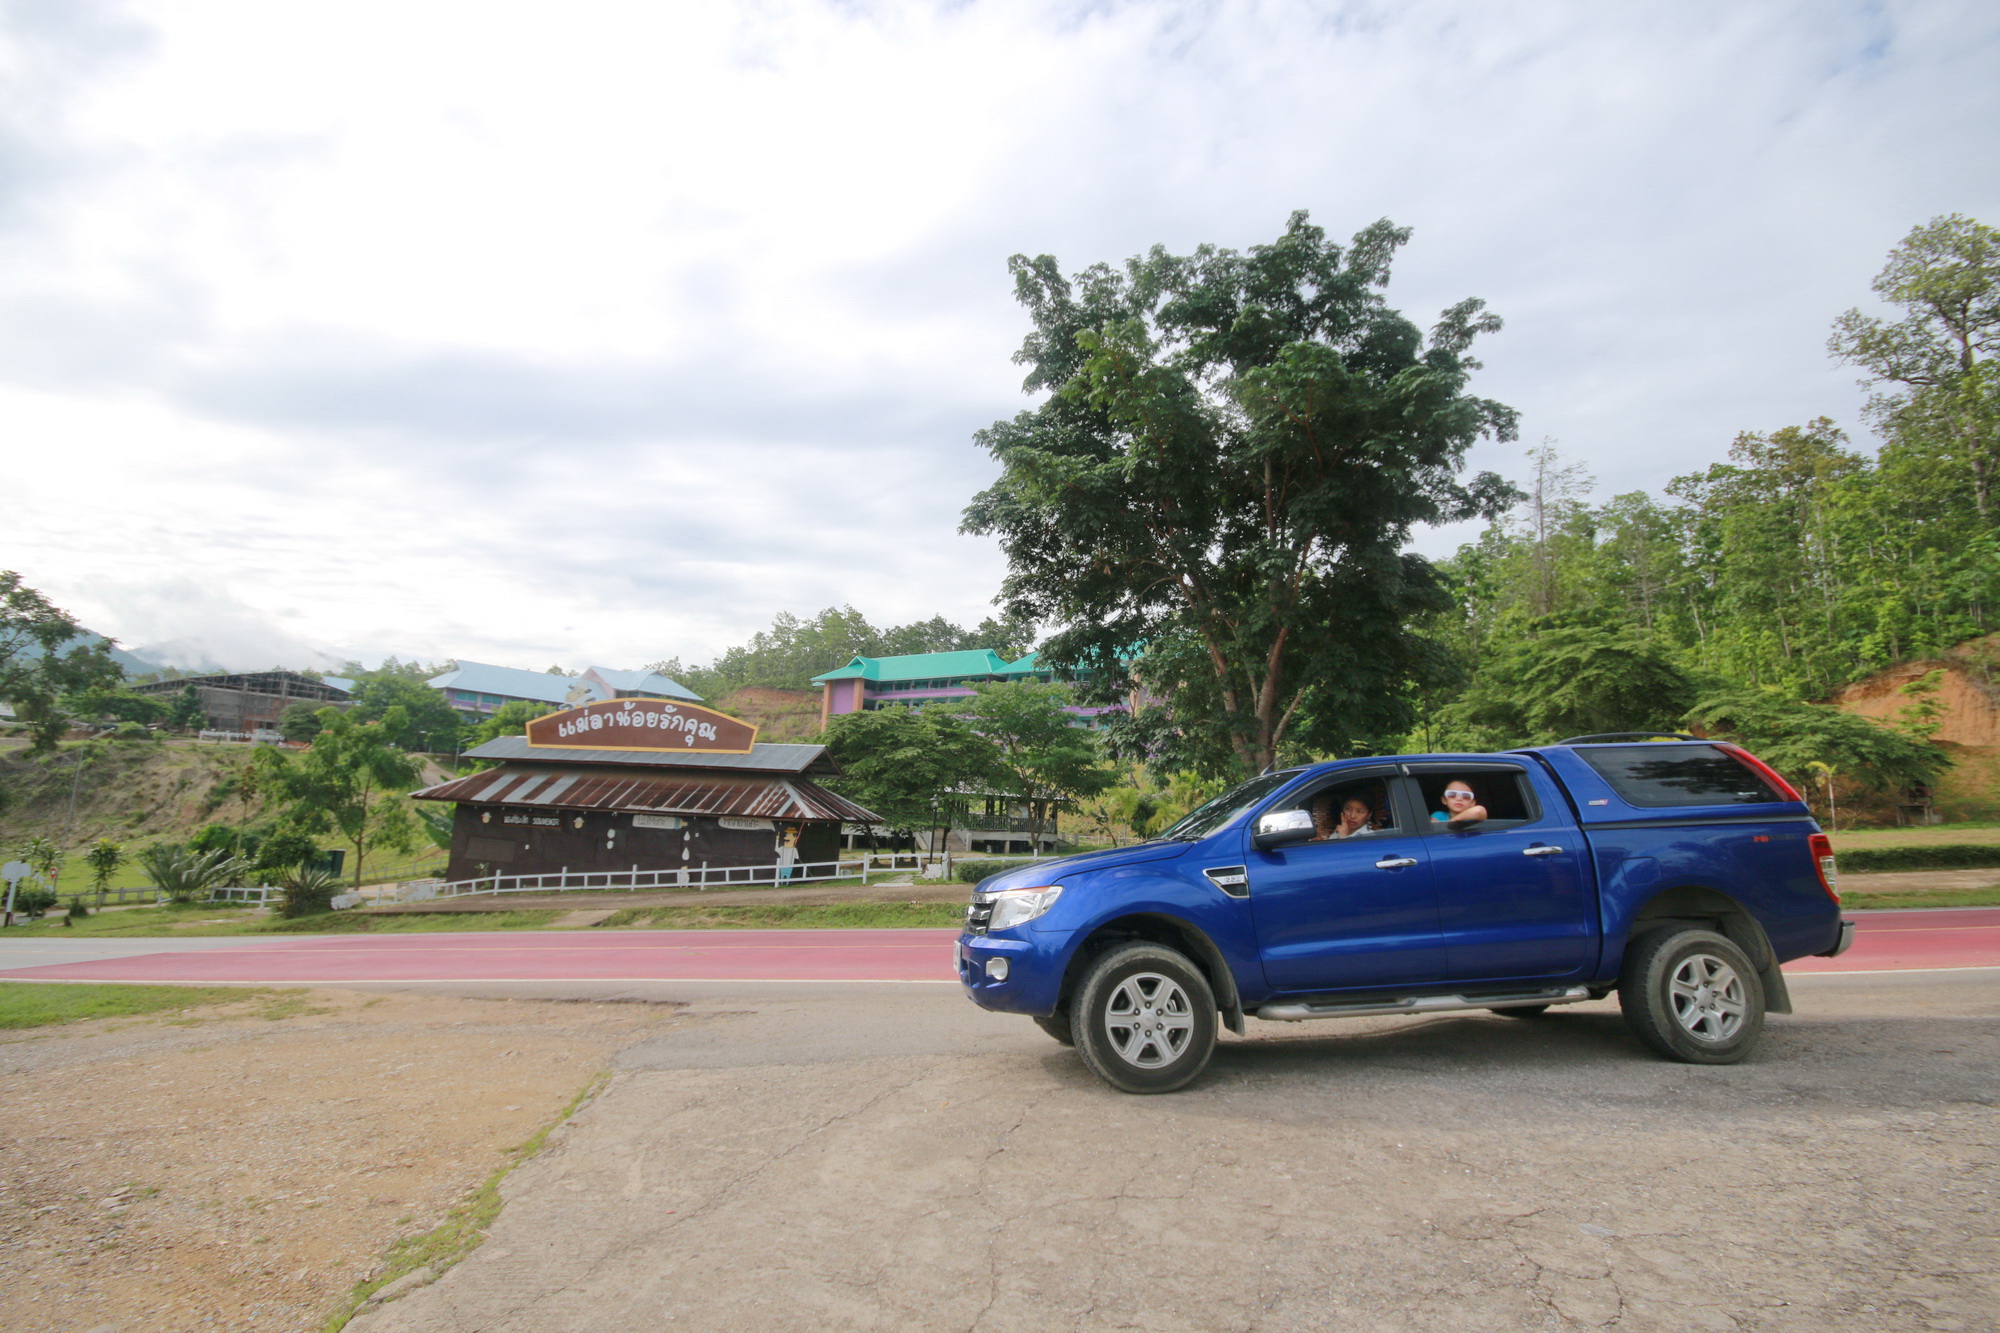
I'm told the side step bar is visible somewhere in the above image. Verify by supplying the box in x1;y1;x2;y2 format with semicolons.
1257;985;1595;1023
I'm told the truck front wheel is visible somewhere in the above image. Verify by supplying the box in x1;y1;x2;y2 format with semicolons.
1619;928;1765;1064
1072;942;1217;1094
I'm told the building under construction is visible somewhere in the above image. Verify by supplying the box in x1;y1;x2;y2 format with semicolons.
129;670;351;733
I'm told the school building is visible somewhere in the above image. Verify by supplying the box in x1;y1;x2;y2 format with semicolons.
810;649;1124;730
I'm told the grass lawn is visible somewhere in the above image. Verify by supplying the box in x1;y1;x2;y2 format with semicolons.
0;904;565;937
601;901;966;929
1844;884;2000;910
1830;823;2000;851
0;982;260;1029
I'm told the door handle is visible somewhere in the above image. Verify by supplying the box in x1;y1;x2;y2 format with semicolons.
1375;856;1419;869
1523;845;1563;857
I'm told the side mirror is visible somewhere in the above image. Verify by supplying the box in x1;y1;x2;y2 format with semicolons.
1253;808;1316;850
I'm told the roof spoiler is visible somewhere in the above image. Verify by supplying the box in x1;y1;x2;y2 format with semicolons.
1552;732;1701;745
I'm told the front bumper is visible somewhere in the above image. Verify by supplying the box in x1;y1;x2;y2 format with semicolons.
1817;919;1856;958
956;931;1066;1016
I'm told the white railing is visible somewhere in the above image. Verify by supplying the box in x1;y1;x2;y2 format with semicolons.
364;849;1063;905
208;885;281;906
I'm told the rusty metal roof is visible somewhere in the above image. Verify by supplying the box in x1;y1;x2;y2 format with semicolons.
411;765;880;824
460;735;836;774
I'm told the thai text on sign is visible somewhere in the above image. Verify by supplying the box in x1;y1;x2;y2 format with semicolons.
525;698;758;753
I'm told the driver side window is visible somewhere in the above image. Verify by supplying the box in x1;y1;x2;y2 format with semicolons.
1276;778;1399;843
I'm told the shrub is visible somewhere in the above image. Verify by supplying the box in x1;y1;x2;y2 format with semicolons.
277;863;343;917
1840;844;2000;873
953;859;1012;884
66;900;89;920
188;824;243;856
9;888;58;919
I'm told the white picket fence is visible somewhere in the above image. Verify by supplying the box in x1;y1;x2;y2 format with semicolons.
367;849;1060;905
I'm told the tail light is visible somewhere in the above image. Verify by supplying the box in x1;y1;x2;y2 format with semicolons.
1720;744;1805;802
1807;832;1839;904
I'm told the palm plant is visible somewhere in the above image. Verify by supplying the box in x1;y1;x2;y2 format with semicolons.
135;843;246;904
276;862;343;918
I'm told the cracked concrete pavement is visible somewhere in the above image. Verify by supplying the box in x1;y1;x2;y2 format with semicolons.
351;972;2000;1332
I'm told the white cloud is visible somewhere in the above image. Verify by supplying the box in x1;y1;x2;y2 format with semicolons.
2;0;1996;664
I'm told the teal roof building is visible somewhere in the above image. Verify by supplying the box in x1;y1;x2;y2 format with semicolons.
810;648;1117;729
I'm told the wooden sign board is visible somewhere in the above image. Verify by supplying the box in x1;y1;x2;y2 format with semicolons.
526;699;758;754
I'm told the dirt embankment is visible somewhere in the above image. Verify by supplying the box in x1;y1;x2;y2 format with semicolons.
0;740;272;855
0;989;676;1333
711;687;822;741
0;739;458;869
1832;637;2000;822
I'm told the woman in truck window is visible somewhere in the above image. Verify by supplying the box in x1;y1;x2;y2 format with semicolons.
1433;780;1489;826
1333;796;1375;838
1310;787;1387;840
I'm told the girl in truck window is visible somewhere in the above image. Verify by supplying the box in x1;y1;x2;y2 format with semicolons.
1434;780;1489;826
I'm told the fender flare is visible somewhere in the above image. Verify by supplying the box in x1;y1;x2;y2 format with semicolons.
1057;912;1247;1035
1621;885;1793;1016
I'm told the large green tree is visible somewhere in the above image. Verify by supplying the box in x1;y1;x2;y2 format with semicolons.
963;212;1518;776
249;708;423;891
0;572;125;753
1831;214;1999;524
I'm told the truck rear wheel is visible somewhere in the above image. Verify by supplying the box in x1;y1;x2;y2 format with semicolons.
1619;928;1764;1064
1072;942;1217;1094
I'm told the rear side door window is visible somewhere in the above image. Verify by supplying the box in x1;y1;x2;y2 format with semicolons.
1575;744;1786;807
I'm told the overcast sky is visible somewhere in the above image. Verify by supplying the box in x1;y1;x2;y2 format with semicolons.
4;0;1997;673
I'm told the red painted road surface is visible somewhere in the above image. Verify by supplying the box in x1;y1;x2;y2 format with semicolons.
0;910;1994;986
0;929;967;985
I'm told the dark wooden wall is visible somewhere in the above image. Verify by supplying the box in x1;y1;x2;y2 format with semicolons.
443;805;842;883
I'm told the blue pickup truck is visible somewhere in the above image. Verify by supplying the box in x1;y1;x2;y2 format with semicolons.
957;736;1854;1093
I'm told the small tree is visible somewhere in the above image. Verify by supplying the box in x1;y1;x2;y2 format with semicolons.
0;572;126;753
84;838;124;897
953;681;1115;848
1895;670;1948;742
347;674;466;752
249;708;422;892
469;699;554;745
252;825;322;878
277;701;325;743
819;706;998;846
166;684;207;733
16;835;65;894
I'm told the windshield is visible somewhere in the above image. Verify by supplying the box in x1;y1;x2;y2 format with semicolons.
1157;770;1300;841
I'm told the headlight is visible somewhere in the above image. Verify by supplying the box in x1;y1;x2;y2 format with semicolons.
986;884;1064;931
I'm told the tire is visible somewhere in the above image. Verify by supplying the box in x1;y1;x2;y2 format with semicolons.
1071;942;1218;1094
1491;1004;1551;1018
1618;928;1765;1064
1033;1011;1076;1046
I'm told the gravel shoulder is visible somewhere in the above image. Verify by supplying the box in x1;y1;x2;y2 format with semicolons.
0;989;682;1333
352;972;2000;1333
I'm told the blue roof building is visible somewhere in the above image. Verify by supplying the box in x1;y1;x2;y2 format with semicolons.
429;660;701;719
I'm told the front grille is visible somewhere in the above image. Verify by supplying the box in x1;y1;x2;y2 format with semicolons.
965;897;994;935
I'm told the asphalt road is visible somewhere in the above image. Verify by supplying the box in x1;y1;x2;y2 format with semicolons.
338;969;1999;1333
1;907;1995;985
